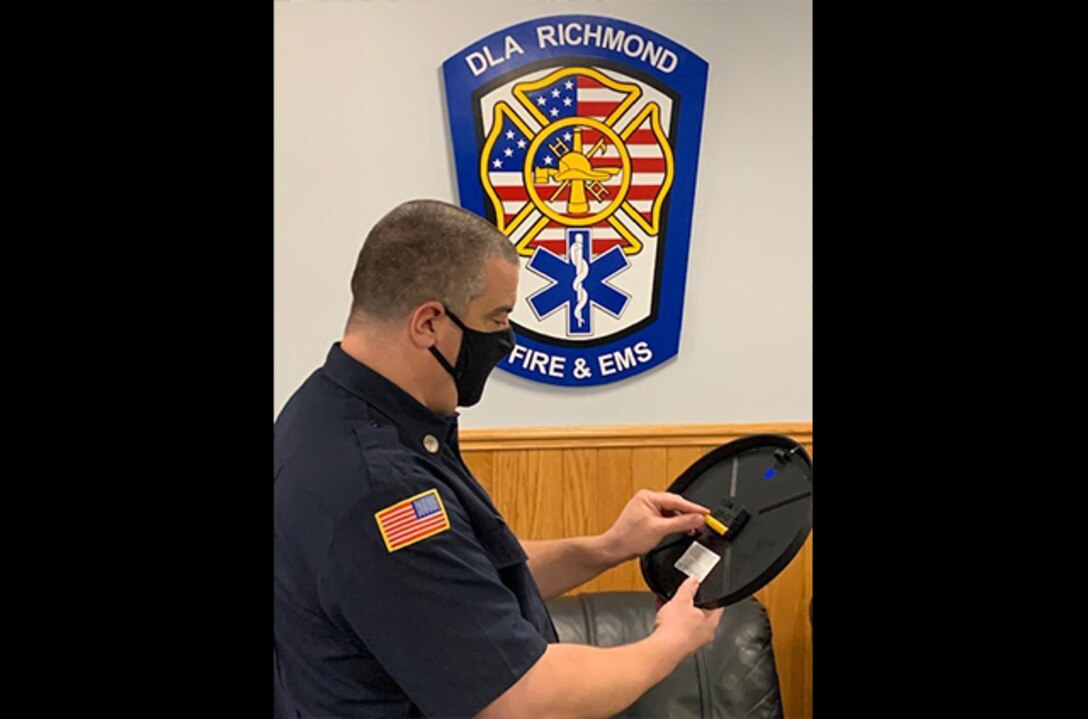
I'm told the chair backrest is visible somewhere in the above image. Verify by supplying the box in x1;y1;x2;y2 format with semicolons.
546;591;784;719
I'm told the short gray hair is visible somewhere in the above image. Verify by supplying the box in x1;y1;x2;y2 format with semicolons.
349;199;518;321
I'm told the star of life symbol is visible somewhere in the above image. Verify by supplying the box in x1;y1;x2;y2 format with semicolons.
479;65;674;340
527;228;631;336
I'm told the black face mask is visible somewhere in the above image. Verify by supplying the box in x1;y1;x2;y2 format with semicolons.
429;307;515;407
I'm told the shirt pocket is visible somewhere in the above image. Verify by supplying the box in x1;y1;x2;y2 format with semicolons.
477;521;528;569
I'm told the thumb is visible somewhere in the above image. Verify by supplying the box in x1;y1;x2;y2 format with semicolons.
674;575;701;602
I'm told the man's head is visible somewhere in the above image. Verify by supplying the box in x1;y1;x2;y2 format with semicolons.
343;199;519;415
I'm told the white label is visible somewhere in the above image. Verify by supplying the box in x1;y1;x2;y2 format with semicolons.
673;541;721;582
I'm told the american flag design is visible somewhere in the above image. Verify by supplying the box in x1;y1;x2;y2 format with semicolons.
479;66;672;259
477;65;673;339
374;488;451;553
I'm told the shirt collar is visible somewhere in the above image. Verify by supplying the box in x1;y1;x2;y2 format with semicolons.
322;342;459;448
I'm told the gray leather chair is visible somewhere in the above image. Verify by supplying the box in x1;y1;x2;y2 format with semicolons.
274;593;785;718
546;592;784;719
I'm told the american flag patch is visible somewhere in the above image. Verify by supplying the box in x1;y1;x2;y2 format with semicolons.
374;488;451;553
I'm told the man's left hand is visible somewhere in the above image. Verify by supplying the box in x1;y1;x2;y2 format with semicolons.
601;490;709;564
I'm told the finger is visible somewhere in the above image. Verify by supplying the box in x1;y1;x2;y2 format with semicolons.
658;513;707;534
651;492;710;516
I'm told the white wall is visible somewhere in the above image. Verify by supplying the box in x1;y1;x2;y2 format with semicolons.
274;0;812;428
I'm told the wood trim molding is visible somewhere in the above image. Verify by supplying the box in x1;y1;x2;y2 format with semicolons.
459;422;813;451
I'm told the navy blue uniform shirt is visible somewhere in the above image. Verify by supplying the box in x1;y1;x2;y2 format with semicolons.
274;344;558;718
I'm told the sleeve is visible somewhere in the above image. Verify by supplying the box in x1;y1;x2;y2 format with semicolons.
317;462;548;718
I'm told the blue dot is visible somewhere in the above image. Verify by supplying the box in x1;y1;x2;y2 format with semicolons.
764;469;775;479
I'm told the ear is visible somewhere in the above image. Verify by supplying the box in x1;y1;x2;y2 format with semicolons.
408;302;446;349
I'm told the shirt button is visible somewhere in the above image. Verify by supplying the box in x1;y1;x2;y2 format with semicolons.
423;435;440;453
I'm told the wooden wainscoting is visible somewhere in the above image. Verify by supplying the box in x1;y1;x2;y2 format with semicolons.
461;423;813;719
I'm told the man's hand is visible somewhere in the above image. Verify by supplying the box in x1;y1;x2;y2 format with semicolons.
601;489;709;564
652;576;724;659
477;575;725;719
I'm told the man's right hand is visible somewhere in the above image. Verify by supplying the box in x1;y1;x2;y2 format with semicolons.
652;576;724;659
477;575;726;719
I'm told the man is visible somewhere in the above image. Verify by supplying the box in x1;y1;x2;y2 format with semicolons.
274;199;724;718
